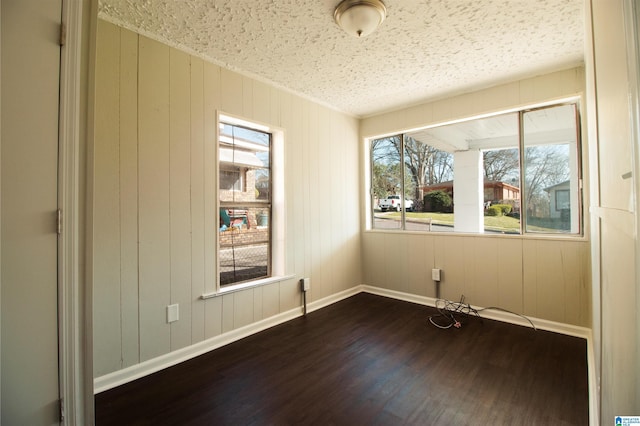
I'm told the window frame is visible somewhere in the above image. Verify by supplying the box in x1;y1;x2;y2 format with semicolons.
365;99;585;238
201;113;290;299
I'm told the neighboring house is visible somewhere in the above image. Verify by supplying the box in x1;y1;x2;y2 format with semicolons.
545;180;571;219
422;180;520;209
219;133;266;203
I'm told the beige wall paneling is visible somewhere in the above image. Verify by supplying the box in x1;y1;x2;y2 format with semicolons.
289;97;305;293
519;68;584;107
190;56;206;344
460;237;477;302
478;82;520;116
262;282;280;318
221;293;235;333
436;236;466;301
270;86;281;127
169;49;193;352
430;98;455;128
407;234;434;298
93;20;122;376
253;285;264;322
593;18;633;211
278;91;294;282
242;76;254;118
307;102;322;301
600;219;636;417
203;61;219;307
138;36;172;362
343;115;362;291
316;106;334;300
590;0;639;419
119;27;140;368
329;112;344;295
562;241;589;326
302;97;316;297
468;237;500;308
385;234;409;293
279;278;301;312
522;239;590;326
360;67;585;139
233;289;255;329
363;232;387;288
1;0;62;421
360;68;589;327
220;67;243;117
333;113;360;294
252;80;271;126
496;238;524;314
204;296;222;340
527;240;565;323
522;238;539;319
93;21;362;384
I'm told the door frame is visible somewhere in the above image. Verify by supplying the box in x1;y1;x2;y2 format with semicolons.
58;0;96;423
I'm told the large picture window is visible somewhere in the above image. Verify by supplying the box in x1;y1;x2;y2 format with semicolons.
368;102;582;235
218;120;271;286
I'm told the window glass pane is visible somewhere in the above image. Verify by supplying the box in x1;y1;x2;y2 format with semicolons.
371;136;403;230
522;104;580;234
219;123;270;203
219;205;270;285
483;148;521;234
405;135;454;232
219;121;271;286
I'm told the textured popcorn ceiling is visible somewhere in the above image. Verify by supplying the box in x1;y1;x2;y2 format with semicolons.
98;0;584;117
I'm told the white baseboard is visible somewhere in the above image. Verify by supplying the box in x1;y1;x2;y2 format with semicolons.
360;285;591;339
94;286;361;394
95;282;595;412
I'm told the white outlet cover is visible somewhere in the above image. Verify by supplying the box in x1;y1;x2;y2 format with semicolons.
432;269;441;281
167;304;179;323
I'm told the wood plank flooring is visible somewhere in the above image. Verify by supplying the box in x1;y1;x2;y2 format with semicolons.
95;293;589;425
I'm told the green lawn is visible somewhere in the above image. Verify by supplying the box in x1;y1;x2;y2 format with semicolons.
382;211;522;233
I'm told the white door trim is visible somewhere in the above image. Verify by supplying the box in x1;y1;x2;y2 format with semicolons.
58;0;96;423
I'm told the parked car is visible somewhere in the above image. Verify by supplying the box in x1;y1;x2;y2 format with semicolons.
378;195;414;212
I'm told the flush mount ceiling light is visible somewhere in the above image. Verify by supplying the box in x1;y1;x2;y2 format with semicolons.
334;0;387;38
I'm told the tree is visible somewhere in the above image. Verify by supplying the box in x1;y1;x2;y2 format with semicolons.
483;148;519;183
523;144;570;216
371;137;401;199
394;136;453;204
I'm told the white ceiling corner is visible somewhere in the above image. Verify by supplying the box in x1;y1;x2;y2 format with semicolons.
98;0;585;118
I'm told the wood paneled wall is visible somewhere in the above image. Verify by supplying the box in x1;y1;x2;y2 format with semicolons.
362;233;590;326
93;20;361;378
588;0;639;420
360;67;591;328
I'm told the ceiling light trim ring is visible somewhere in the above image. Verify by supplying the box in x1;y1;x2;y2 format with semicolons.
334;0;387;38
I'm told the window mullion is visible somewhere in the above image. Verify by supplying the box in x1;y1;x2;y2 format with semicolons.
518;110;525;235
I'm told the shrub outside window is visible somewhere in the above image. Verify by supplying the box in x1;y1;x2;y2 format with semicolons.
369;102;582;235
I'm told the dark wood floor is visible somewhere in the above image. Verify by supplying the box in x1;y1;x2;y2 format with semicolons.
95;293;589;425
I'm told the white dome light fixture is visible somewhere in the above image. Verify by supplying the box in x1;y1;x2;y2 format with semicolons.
334;0;387;38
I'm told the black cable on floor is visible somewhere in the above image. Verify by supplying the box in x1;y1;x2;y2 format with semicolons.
428;295;536;331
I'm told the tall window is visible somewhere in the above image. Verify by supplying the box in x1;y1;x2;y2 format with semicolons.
368;102;582;235
219;120;271;286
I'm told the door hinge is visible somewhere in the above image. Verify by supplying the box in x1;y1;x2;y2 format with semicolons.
59;22;66;47
59;397;65;422
57;209;62;235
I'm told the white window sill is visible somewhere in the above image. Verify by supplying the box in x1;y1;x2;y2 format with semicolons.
200;274;296;299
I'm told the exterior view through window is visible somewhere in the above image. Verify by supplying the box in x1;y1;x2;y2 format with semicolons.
370;102;581;235
219;121;271;286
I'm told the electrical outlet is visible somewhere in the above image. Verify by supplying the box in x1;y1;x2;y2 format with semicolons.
167;304;179;323
302;277;311;291
432;268;441;282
